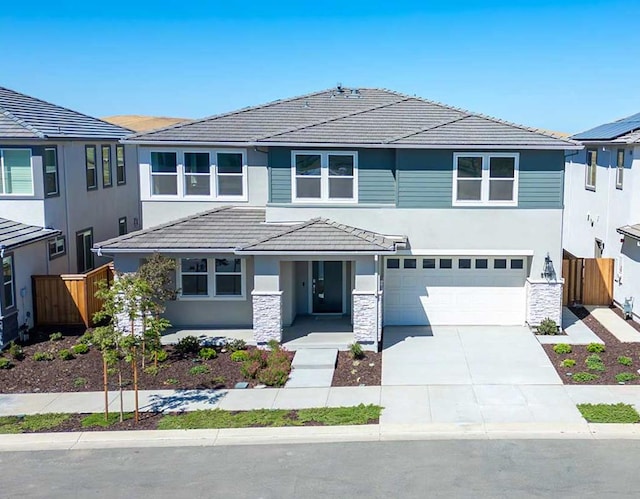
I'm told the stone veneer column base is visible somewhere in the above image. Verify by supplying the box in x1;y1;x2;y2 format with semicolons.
352;291;381;351
526;278;563;327
252;291;283;347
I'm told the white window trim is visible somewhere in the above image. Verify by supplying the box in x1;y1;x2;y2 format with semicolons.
585;148;597;191
44;147;59;197
616;148;624;190
0;148;34;197
3;255;14;310
291;150;358;204
452;152;519;207
48;236;66;259
148;148;248;201
177;257;246;301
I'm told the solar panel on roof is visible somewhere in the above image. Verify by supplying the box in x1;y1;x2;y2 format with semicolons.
573;112;640;140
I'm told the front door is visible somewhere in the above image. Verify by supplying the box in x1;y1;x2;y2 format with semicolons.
312;261;343;313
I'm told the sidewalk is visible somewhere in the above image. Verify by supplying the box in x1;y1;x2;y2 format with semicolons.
586;306;640;342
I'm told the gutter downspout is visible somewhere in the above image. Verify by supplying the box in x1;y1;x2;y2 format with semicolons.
374;254;381;345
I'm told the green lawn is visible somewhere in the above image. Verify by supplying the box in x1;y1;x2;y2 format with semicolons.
577;403;640;423
0;414;70;434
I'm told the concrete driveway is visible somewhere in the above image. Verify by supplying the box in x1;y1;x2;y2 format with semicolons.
382;326;561;386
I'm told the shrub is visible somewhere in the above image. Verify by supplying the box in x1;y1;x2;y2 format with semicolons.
257;365;290;386
189;365;210;376
226;339;247;352
349;342;365;360
537;318;559;335
553;343;572;354
77;331;94;345
211;375;226;387
73;377;87;387
49;332;63;342
572;372;599;383
586;343;605;353
59;349;75;361
561;359;576;368
241;360;264;380
144;365;160;376
198;347;218;360
164;378;178;385
266;339;281;351
585;354;605;372
240;347;291;386
33;351;54;362
72;343;89;355
618;356;633;367
8;342;24;361
175;336;200;355
615;372;638;383
156;350;169;363
0;357;13;369
230;350;250;362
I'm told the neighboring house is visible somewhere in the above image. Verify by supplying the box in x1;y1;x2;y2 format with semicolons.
0;86;141;343
0;219;60;345
102;115;189;132
95;87;579;349
564;112;640;314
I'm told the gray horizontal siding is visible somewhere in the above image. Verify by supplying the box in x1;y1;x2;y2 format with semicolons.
358;148;395;204
269;148;292;203
518;150;564;208
397;150;452;208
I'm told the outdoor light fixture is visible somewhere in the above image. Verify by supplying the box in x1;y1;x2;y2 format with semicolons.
541;253;556;280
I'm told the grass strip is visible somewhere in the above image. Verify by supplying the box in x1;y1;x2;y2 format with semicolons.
0;413;70;434
82;412;134;428
577;403;640;423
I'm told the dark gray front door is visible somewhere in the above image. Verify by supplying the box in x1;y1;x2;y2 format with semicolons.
312;261;343;313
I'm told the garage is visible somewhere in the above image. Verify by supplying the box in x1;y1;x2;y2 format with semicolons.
383;256;527;326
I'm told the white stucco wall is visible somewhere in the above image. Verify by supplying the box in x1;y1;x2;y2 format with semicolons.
8;241;49;329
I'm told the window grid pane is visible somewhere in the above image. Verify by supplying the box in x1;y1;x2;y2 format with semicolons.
3;256;13;309
387;259;400;269
2;149;33;194
44;148;58;196
116;145;126;184
102;146;112;187
85;147;96;189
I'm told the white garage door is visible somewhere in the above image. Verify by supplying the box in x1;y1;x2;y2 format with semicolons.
383;256;527;326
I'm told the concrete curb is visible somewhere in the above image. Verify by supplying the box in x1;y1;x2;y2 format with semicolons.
2;423;640;452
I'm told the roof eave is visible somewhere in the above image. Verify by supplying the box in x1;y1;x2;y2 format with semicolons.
235;249;396;255
2;230;61;251
93;247;236;255
617;227;640;241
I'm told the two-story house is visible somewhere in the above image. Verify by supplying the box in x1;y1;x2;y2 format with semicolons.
95;87;579;350
564;112;640;316
0;86;141;345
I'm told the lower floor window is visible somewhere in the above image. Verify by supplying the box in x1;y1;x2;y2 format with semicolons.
181;258;208;296
3;255;14;309
214;258;242;296
180;257;244;298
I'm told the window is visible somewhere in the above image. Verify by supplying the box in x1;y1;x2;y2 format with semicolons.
44;148;59;197
616;149;624;190
217;152;244;197
386;258;400;269
0;148;33;195
116;145;126;185
475;258;488;269
76;228;94;273
85;146;97;190
214;258;243;296
585;148;597;190
3;255;14;309
184;152;210;196
118;217;127;236
439;258;452;269
494;258;507;269
101;145;112;187
181;258;208;296
151;152;178;195
459;258;472;269
422;258;436;269
511;259;524;270
292;151;357;202
453;153;518;205
48;236;66;259
404;258;417;269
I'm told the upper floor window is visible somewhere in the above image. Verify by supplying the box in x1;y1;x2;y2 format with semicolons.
292;151;357;203
85;146;97;190
0;148;33;195
217;152;244;198
48;236;66;260
101;145;112;188
184;152;210;196
616;148;624;190
116;145;126;185
151;151;178;195
44;148;59;197
453;153;518;206
585;148;597;190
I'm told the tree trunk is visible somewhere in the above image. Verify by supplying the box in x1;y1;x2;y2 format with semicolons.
133;346;139;423
118;366;124;423
103;356;109;421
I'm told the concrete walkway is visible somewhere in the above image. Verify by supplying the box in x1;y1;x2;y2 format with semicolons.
537;307;604;345
586;306;640;342
286;348;337;388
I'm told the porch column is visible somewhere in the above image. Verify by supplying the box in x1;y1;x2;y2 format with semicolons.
525;278;563;326
252;256;283;346
352;256;381;350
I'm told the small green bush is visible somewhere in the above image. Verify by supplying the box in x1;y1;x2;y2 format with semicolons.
226;339;247;352
586;343;605;353
156;350;169;363
585;354;605;371
618;356;633;367
211;375;226;387
73;377;87;387
49;332;63;342
33;351;54;362
266;339;281;351
144;365;160;376
198;347;217;360
230;350;249;362
537;318;559;335
615;372;638;383
58;349;75;361
175;336;200;355
553;343;572;354
257;365;290;386
164;378;179;385
189;365;210;376
72;343;89;355
77;331;94;345
578;403;640;423
240;350;268;379
8;342;24;361
572;372;599;383
561;359;576;368
349;342;365;360
0;357;13;369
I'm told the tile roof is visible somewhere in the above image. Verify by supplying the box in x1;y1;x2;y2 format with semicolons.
0;86;132;140
612;128;640;144
572;112;640;141
617;224;640;241
0;218;60;250
126;87;579;149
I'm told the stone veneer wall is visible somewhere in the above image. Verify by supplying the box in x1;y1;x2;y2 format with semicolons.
526;278;563;326
252;291;283;345
353;291;380;349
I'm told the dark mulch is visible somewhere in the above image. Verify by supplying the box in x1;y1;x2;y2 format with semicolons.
0;329;265;393
543;306;640;385
332;351;382;386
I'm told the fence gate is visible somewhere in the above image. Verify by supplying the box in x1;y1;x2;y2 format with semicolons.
562;257;614;306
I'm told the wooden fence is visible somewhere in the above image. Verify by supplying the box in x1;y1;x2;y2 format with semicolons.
32;263;114;327
562;257;614;306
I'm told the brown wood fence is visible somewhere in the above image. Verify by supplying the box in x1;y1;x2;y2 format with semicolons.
32;263;114;327
562;257;614;306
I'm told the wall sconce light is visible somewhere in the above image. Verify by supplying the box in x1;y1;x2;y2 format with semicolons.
542;253;556;281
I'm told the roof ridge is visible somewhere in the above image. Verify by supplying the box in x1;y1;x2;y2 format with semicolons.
253;96;409;141
384;115;468;144
0;109;45;138
238;218;321;250
0;86;133;136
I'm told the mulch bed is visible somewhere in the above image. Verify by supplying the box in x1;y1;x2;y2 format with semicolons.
543;306;640;385
331;351;381;386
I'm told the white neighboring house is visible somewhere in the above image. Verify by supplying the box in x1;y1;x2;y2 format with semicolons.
564;112;640;317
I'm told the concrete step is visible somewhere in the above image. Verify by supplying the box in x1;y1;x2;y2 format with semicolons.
291;348;338;370
285;368;335;388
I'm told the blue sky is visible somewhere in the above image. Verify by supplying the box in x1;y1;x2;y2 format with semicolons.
1;0;639;133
